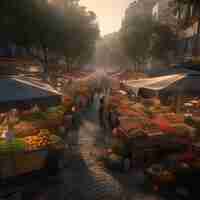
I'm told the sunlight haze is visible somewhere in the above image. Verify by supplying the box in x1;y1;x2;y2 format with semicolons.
80;0;132;36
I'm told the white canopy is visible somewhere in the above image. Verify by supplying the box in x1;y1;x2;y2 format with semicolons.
125;74;186;95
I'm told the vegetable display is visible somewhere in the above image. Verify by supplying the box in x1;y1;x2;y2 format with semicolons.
0;139;25;153
23;130;62;151
0;103;68;155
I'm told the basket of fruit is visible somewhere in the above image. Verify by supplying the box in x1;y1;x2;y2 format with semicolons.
23;131;51;152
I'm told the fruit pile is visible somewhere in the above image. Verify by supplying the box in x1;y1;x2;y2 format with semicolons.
23;129;62;151
24;131;51;151
49;134;61;144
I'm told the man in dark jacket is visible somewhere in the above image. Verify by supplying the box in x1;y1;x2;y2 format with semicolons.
99;95;105;127
109;109;120;130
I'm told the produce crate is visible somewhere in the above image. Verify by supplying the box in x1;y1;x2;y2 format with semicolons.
0;149;48;179
14;149;48;176
0;133;64;180
0;154;16;178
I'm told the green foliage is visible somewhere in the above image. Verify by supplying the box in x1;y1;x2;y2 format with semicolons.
185;116;200;131
120;15;177;68
94;33;130;69
121;16;154;66
48;105;66;114
150;23;177;61
184;116;194;126
0;0;99;74
20;111;48;122
0;139;25;153
111;142;130;157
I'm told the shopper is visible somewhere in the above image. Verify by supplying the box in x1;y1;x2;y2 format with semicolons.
99;95;105;128
109;108;120;130
63;111;73;135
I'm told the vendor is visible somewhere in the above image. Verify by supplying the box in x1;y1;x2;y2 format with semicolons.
99;95;105;127
120;81;125;90
63;111;73;136
71;106;81;130
68;78;73;85
109;108;120;130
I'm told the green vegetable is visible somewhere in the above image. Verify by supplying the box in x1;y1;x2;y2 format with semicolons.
185;116;200;131
48;105;66;114
20;111;48;122
112;142;130;158
144;107;154;117
0;139;25;153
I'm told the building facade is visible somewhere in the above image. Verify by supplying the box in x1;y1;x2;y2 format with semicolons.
152;0;177;29
177;6;200;58
125;0;157;19
151;0;197;59
125;0;200;61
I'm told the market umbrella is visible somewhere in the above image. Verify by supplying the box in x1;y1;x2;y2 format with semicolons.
0;76;61;112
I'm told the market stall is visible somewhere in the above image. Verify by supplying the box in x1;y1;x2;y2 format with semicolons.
62;70;99;111
0;77;65;180
96;73;200;195
125;73;186;98
100;86;198;172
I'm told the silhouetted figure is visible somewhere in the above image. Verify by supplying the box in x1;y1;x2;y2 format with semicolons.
63;111;73;136
99;95;105;127
109;109;120;130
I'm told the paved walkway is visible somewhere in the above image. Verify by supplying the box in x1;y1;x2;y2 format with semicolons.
73;104;124;200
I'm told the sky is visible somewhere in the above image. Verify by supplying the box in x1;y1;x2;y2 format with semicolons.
80;0;132;36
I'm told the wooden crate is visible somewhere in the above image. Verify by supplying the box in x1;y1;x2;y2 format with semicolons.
0;154;16;178
14;149;48;176
0;149;48;179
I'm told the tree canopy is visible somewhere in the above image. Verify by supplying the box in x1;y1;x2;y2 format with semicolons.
120;14;177;71
62;3;99;70
0;0;99;76
94;33;130;70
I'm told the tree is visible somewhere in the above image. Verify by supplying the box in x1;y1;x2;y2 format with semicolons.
0;0;99;77
150;23;177;63
61;2;99;71
120;16;177;71
94;33;131;70
121;16;154;71
0;0;61;78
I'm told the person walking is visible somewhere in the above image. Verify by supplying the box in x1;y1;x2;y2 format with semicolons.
65;106;79;151
109;108;120;130
72;106;78;130
99;95;105;128
59;110;73;151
